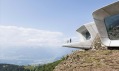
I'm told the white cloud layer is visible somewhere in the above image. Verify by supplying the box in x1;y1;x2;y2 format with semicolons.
0;25;64;47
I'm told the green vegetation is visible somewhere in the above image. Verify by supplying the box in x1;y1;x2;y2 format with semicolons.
0;64;30;71
29;57;65;71
0;57;65;71
24;65;36;71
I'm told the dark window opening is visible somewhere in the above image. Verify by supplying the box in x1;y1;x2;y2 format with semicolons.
82;30;91;40
105;14;119;40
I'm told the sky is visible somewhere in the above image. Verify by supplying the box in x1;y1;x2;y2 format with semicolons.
0;0;118;65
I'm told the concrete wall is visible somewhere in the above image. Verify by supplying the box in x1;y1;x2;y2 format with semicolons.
93;1;119;47
63;22;98;49
63;1;119;49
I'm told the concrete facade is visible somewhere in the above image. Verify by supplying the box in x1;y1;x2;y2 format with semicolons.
93;1;119;47
63;1;119;49
63;22;98;49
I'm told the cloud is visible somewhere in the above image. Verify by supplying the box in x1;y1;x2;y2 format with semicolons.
0;25;64;48
0;54;25;60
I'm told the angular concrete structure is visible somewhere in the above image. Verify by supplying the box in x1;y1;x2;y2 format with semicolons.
63;22;98;50
93;1;119;48
63;1;119;49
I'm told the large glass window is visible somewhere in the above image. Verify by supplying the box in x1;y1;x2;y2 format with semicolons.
105;14;119;40
82;30;91;40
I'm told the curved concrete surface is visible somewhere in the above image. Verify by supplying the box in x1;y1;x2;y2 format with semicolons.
63;22;98;49
93;1;119;47
63;1;119;49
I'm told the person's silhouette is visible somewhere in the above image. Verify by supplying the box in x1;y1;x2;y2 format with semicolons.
70;38;72;43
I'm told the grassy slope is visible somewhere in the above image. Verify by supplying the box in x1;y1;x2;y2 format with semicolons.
25;57;65;71
54;50;119;71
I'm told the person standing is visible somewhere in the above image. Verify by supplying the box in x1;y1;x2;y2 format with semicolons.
70;38;72;43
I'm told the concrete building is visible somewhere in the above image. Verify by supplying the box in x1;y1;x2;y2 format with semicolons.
63;1;119;49
93;1;119;49
63;22;98;50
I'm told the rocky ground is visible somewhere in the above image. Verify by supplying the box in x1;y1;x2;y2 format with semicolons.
54;50;119;71
108;26;119;40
